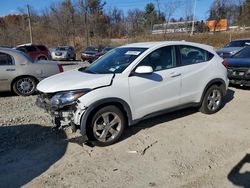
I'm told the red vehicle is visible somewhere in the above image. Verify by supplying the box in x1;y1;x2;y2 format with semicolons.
94;47;113;60
81;47;100;63
15;44;52;61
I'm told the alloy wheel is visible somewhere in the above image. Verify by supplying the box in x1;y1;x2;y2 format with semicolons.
93;112;122;142
207;89;222;111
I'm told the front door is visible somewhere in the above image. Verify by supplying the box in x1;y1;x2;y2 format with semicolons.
128;45;182;119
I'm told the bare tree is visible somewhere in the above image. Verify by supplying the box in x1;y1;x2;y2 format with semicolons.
127;9;145;37
163;0;180;35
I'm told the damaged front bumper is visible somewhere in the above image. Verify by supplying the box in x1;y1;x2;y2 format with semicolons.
36;94;86;131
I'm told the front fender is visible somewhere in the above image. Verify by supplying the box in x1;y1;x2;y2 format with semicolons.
80;98;133;138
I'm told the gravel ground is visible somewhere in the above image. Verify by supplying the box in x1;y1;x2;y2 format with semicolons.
0;62;250;188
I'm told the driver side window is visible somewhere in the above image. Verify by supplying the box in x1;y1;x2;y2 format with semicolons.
139;46;176;71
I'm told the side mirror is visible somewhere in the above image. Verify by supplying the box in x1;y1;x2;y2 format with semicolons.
134;66;153;74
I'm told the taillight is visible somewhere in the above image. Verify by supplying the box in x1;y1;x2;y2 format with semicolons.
222;59;228;68
58;64;64;72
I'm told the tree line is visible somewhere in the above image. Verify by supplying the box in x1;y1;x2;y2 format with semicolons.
0;0;250;49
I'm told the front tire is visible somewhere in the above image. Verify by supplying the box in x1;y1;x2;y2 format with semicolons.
200;85;223;114
38;56;47;60
87;106;125;146
12;77;37;96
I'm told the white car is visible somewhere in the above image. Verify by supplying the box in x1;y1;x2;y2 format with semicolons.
51;46;76;61
36;41;229;146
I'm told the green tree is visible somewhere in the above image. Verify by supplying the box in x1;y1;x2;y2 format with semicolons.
144;3;157;31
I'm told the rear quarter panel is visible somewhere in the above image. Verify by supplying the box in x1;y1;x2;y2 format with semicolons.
179;51;228;104
28;62;60;80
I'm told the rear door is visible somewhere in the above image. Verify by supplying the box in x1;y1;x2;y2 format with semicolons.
128;45;182;119
0;52;16;91
177;45;214;104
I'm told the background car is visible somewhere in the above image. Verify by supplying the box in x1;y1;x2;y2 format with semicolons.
225;46;250;86
0;47;63;96
15;43;52;61
94;47;113;60
81;47;100;63
216;38;250;58
51;46;76;61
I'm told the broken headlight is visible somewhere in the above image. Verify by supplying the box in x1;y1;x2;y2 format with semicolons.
51;89;91;108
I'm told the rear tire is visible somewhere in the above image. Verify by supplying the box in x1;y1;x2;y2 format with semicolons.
12;77;37;96
87;105;125;146
200;85;223;114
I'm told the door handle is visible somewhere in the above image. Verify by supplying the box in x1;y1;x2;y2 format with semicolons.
6;69;15;71
170;72;181;78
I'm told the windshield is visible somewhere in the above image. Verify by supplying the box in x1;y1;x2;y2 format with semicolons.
56;47;68;51
81;47;147;74
225;40;250;48
102;47;113;52
85;47;98;52
233;47;250;58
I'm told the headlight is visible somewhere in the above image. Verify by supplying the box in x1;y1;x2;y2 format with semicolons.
50;89;91;108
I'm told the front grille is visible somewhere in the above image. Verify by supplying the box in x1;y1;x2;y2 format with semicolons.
55;52;62;56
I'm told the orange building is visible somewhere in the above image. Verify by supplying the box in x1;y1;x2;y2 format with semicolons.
207;19;228;32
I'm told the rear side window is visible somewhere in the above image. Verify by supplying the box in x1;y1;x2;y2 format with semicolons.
0;52;14;65
233;46;250;58
179;45;214;66
37;45;48;51
25;46;37;52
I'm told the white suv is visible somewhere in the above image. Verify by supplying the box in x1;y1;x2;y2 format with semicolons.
36;41;229;146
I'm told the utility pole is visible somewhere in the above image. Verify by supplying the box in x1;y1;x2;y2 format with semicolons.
84;0;89;47
27;5;33;43
190;0;197;36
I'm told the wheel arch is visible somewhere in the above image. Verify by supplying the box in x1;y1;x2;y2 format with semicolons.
200;78;227;103
80;98;133;137
36;55;48;60
11;75;39;92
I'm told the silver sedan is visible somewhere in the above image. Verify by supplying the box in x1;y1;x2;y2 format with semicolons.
0;47;63;96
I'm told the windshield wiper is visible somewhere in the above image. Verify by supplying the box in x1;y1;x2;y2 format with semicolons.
78;67;97;74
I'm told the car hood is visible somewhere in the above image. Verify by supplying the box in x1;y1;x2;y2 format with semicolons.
227;58;250;68
217;47;243;53
37;69;114;93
